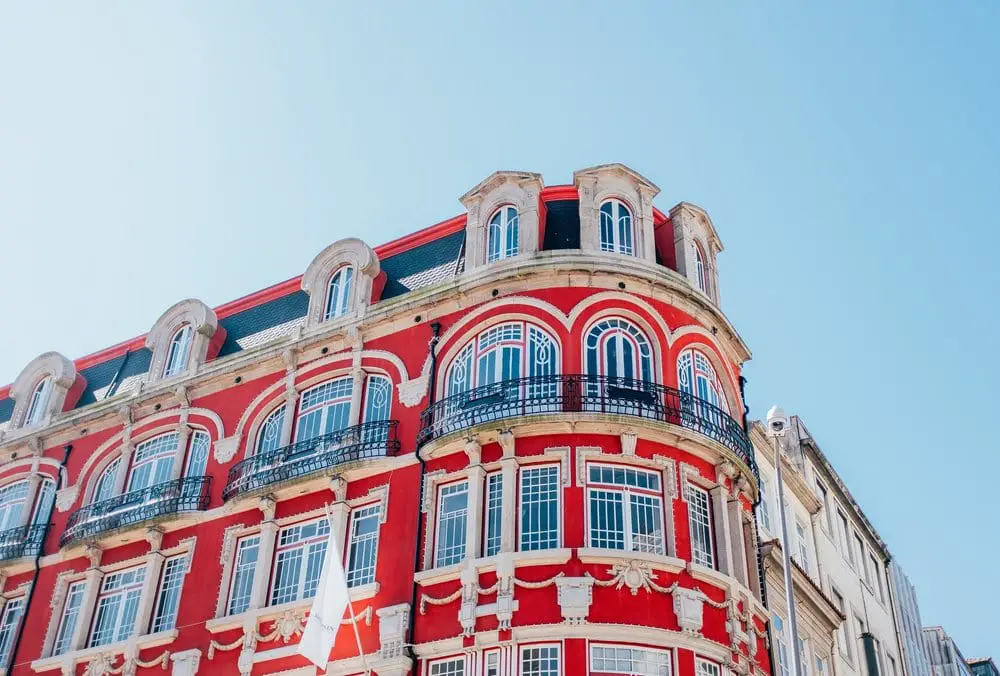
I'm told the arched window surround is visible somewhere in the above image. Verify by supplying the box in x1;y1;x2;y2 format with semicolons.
323;266;355;322
301;238;381;329
0;475;57;532
583;316;656;385
145;299;222;384
668;338;740;417
669;202;724;305
577;311;665;386
8;352;83;431
598;198;636;256
486;205;520;264
575;164;659;263
460;171;543;272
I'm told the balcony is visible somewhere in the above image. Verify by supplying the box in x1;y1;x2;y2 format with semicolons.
60;476;211;547
0;523;48;562
222;420;401;501
418;374;756;475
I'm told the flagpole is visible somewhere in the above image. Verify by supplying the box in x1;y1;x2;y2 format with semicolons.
326;502;372;676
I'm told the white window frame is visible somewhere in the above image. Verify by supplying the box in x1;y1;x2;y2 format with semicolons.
346;503;381;588
255;405;286;456
599;198;635;255
444;321;559;397
24;377;52;427
323;266;354;321
434;481;469;568
483;649;500;676
183;430;211;478
227;535;260;616
696;657;721;676
487;205;519;263
772;614;790;676
590;643;673;675
150;554;188;633
815;479;834;534
89;565;146;647
162;325;193;378
0;596;25;668
0;481;30;532
520;643;561;676
584;317;654;384
585;463;666;555
518;464;561;552
868;553;884;601
483;472;502;558
53;581;86;656
831;587;851;661
428;655;466;675
694;242;709;294
126;433;179;493
294;378;354;442
269;517;330;606
687;484;715;569
92;459;120;505
795;519;811;574
677;348;730;414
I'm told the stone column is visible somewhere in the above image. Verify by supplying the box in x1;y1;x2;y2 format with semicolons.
349;365;365;427
112;442;134;495
727;498;749;586
498;432;518;554
71;546;105;651
134;530;166;635
710;486;733;576
329;477;350;560
17;474;42;528
169;424;192;481
249;497;278;610
463;441;484;561
279;390;299;448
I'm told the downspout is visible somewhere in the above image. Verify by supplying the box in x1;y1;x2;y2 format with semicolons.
8;443;72;672
408;321;441;660
884;555;909;676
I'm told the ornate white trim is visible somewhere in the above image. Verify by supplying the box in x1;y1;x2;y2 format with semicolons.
145;299;219;383
460;171;544;271
300;238;380;329
7;351;81;431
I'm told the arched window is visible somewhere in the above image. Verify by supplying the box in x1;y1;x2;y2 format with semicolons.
445;322;558;396
24;377;52;427
324;267;354;321
694;243;709;294
677;348;730;414
0;482;29;532
255;406;286;456
487;206;519;263
184;431;211;478
585;318;654;384
32;479;56;525
599;199;634;256
163;326;193;378
362;374;392;423
127;434;179;492
93;460;119;504
295;378;353;442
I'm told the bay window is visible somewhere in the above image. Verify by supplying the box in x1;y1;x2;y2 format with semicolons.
591;644;671;676
89;566;146;647
521;645;560;676
429;657;466;675
696;658;721;676
587;464;665;555
53;582;85;656
435;482;469;567
150;555;187;632
227;535;260;616
346;504;381;588
519;465;560;551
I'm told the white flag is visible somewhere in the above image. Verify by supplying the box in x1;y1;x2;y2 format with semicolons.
298;524;350;669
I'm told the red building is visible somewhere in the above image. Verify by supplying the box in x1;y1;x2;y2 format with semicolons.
0;164;770;676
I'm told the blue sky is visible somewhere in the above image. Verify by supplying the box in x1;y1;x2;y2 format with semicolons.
1;0;997;658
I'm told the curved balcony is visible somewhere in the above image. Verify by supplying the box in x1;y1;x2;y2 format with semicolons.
418;374;756;474
222;420;401;502
0;523;48;562
60;476;211;547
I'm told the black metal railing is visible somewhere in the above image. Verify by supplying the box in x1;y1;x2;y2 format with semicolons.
60;476;212;547
0;523;48;562
222;420;400;501
418;374;756;473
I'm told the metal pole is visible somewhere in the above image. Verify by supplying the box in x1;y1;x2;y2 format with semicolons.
773;434;803;676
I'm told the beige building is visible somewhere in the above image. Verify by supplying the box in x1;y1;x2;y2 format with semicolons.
752;416;905;676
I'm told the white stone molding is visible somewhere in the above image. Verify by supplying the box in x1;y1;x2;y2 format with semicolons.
376;603;410;660
674;586;708;635
55;484;80;513
396;373;429;408
169;649;202;676
669;201;724;305
145;299;220;383
460;170;544;271
574;163;660;263
8;351;82;430
213;434;241;464
300;238;381;329
555;576;594;625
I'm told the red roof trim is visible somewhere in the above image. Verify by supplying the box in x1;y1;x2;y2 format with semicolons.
215;277;302;319
375;214;467;260
540;185;578;201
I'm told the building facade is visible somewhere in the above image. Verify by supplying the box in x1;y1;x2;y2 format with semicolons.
0;165;772;676
923;627;972;676
753;416;906;676
889;561;930;676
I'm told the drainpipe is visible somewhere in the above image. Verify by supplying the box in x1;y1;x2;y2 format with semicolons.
408;321;441;660
7;444;72;673
739;375;749;429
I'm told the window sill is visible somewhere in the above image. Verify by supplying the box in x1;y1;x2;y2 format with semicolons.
577;548;686;572
206;584;379;634
31;629;178;673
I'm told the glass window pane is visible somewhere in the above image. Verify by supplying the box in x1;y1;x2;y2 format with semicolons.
519;466;559;551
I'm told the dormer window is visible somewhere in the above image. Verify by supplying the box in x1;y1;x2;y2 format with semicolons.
599;199;634;255
324;267;354;322
24;377;52;427
163;326;193;378
487;206;519;263
695;243;709;294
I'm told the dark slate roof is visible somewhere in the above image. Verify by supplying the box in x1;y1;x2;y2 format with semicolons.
78;349;153;405
542;200;581;250
380;230;465;299
218;291;309;357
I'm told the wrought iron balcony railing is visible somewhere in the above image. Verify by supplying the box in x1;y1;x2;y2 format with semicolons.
60;476;212;547
418;374;756;474
222;420;401;501
0;523;48;562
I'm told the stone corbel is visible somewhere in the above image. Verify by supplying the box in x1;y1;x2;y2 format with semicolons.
458;559;479;636
620;431;638;456
463;439;482;466
498;430;515;458
329;476;348;503
173;385;190;410
169;649;202;676
555;577;594;625
258;495;277;522
396;375;429;408
673;586;708;635
55;484;80;513
213;435;241;464
144;527;165;553
376;603;410;660
85;543;103;569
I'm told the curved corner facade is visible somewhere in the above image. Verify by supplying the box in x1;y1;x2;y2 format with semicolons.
0;164;770;676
